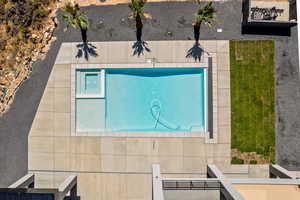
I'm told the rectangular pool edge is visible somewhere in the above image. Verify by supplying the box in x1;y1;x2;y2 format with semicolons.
71;65;209;137
75;131;208;138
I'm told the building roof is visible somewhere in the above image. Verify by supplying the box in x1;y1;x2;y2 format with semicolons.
234;184;300;200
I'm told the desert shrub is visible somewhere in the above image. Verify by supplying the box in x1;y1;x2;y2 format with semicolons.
231;157;244;164
249;160;257;164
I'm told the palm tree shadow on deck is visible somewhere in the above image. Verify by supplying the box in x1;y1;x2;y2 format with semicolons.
76;42;98;61
132;40;151;57
186;42;209;62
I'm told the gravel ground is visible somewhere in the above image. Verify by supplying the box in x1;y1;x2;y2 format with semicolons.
0;0;299;186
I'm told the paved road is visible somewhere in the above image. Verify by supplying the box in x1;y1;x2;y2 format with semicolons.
0;0;299;186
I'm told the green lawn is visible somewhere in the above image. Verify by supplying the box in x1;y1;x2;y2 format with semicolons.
230;40;275;162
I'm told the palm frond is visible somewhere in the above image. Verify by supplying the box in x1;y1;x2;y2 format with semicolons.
62;2;89;30
128;0;150;20
128;13;135;19
194;2;216;27
78;15;89;30
143;12;152;19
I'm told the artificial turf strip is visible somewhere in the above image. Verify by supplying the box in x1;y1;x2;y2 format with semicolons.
230;40;275;162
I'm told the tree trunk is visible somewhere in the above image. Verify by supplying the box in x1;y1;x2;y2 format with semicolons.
136;14;143;42
193;21;201;43
193;25;200;43
80;28;88;44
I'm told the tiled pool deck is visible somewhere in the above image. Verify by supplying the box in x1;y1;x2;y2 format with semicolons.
28;40;233;200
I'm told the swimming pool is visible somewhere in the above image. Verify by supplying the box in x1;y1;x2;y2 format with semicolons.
75;68;207;132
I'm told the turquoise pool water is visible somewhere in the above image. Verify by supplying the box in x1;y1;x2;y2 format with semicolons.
76;98;105;132
76;68;206;132
76;69;102;95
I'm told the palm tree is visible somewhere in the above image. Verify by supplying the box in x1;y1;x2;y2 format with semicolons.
193;2;216;42
62;2;89;43
128;0;151;41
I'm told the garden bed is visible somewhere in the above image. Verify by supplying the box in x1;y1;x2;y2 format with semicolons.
230;40;275;164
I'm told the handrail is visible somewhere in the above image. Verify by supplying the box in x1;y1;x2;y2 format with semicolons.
8;174;34;189
58;175;77;200
269;164;297;179
163;179;222;190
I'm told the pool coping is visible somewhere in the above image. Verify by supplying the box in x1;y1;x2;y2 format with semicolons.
70;63;210;139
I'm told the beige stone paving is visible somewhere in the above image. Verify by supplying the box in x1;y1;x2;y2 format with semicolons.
28;40;235;200
29;136;230;173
